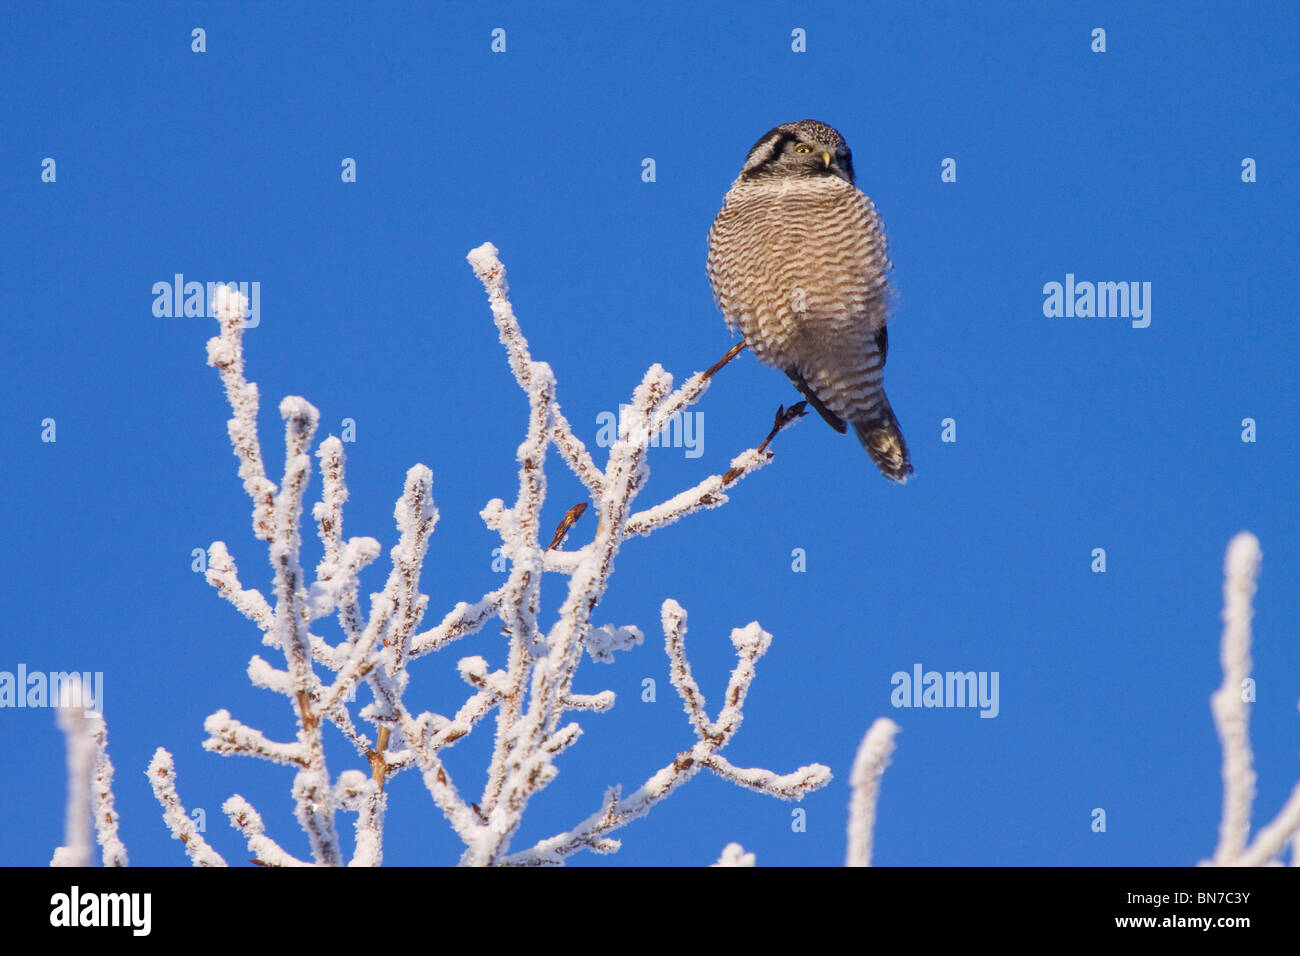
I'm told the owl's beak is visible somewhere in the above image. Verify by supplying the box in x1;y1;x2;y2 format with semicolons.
822;152;832;169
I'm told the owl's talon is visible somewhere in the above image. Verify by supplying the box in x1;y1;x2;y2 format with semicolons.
756;401;807;455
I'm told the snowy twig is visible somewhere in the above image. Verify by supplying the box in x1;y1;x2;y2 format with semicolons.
205;541;274;631
146;749;226;866
222;795;308;867
409;589;505;658
1210;532;1260;863
50;679;96;867
712;842;756;867
1204;532;1300;866
846;718;900;867
337;770;386;867
1234;783;1300;867
150;293;1300;877
49;679;127;867
163;250;816;866
454;244;821;864
501;600;832;865
88;715;128;867
206;285;277;541
467;245;606;499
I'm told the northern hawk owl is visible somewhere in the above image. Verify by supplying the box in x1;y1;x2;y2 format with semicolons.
706;119;913;482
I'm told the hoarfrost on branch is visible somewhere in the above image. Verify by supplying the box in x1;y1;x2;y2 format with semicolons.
150;247;827;865
53;260;1300;869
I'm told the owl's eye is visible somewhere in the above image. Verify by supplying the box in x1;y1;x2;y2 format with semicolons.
794;143;812;154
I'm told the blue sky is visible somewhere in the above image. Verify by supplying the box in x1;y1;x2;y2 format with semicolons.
2;1;1297;867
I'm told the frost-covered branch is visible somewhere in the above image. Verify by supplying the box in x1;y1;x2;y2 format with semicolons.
88;714;129;867
50;679;96;867
1210;532;1260;863
206;284;277;541
713;842;756;867
66;295;1300;875
467;245;606;499
453;244;821;865
49;679;129;867
146;749;226;867
500;600;831;865
150;248;816;866
1205;532;1300;866
223;795;308;867
846;718;900;867
67;250;1299;872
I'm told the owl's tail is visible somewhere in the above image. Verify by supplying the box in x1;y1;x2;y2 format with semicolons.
852;397;913;483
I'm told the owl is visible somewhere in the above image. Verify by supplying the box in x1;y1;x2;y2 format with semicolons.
706;120;913;482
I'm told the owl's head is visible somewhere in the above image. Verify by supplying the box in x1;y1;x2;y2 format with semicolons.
739;120;855;185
